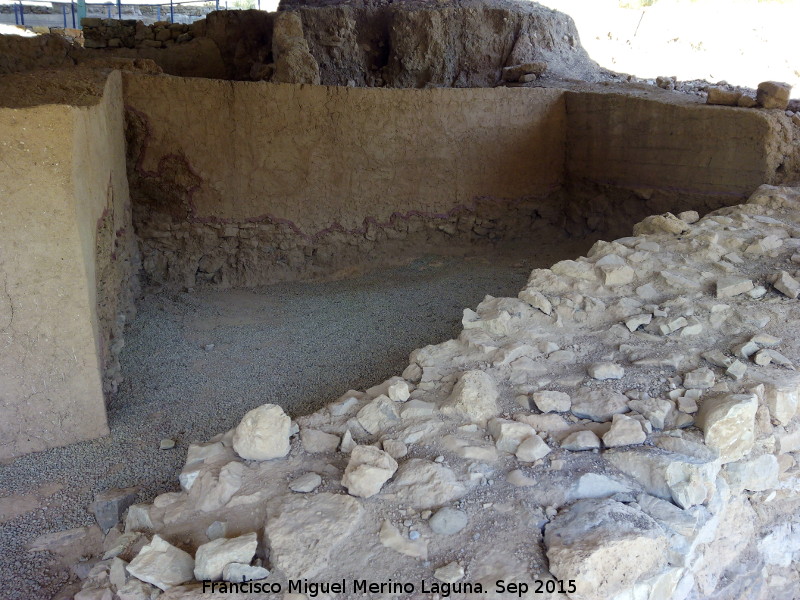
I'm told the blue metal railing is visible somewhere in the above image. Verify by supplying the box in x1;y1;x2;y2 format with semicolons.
1;0;244;29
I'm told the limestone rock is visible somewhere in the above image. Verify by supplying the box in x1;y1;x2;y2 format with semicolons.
725;454;779;491
429;507;468;535
384;459;466;509
519;288;552;315
272;12;320;85
602;413;646;447
356;395;400;435
440;370;499;425
706;87;741;106
193;532;258;581
126;535;194;591
587;362;624;380
515;434;551;461
265;492;363;579
222;563;269;583
696;393;758;462
571;389;629;422
683;367;716;390
434;561;465;583
533;390;571;413
379;520;427;560
341;445;398;498
116;579;159;600
633;213;689;236
289;472;322;493
629;397;672;430
716;276;754;298
232;404;291;461
381;439;408;459
488;418;535;453
387;379;411;402
764;382;800;425
561;430;601;451
773;270;800;299
544;499;669;600
605;447;719;508
300;428;339;453
756;81;791;110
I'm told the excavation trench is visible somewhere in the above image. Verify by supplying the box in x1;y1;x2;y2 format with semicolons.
0;65;798;599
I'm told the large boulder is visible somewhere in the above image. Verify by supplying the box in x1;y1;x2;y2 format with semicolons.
265;492;363;579
232;404;291;461
544;499;669;600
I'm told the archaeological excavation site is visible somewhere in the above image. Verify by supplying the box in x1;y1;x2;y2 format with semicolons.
1;0;800;598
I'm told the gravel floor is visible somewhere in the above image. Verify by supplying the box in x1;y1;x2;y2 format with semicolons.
0;243;591;599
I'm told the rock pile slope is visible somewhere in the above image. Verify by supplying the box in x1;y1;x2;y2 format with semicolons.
75;185;800;599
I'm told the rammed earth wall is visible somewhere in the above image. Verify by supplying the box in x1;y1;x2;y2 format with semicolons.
0;70;791;458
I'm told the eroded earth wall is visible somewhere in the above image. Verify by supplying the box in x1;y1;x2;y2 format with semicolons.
562;90;788;239
0;71;137;460
123;74;567;287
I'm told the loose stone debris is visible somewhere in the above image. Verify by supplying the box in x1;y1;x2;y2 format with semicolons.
72;185;800;600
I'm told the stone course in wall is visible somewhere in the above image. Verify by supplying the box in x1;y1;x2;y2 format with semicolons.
73;184;800;600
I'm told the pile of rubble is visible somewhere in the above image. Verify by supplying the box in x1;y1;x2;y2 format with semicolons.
73;185;800;600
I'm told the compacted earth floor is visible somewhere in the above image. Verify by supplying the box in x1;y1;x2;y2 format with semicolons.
0;240;592;599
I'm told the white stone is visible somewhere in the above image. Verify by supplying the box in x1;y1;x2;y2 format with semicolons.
440;370;499;425
571;389;629;422
232;404;291;461
605;448;719;508
561;430;601;451
544;499;669;600
222;563;270;583
300;429;340;453
773;270;800;298
519;289;552;315
116;579;157;600
434;561;465;584
339;429;356;453
764;383;799;425
588;362;625;380
289;472;322;493
265;492;363;579
515;434;551;461
193;461;245;512
629;397;673;430
341;445;398;498
602;413;646;447
696;393;758;462
193;533;258;581
488;418;535;453
532;390;571;413
726;360;747;380
126;535;194;591
429;507;468;535
387;379;411;402
683;367;716;390
568;473;632;501
381;439;408;459
356;395;400;435
384;459;466;509
716;276;754;298
124;504;153;533
678;210;700;224
600;264;635;286
625;313;653;332
725;454;779;491
400;399;436;419
379;520;427;559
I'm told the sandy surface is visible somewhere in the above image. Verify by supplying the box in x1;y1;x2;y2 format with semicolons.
0;240;592;600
